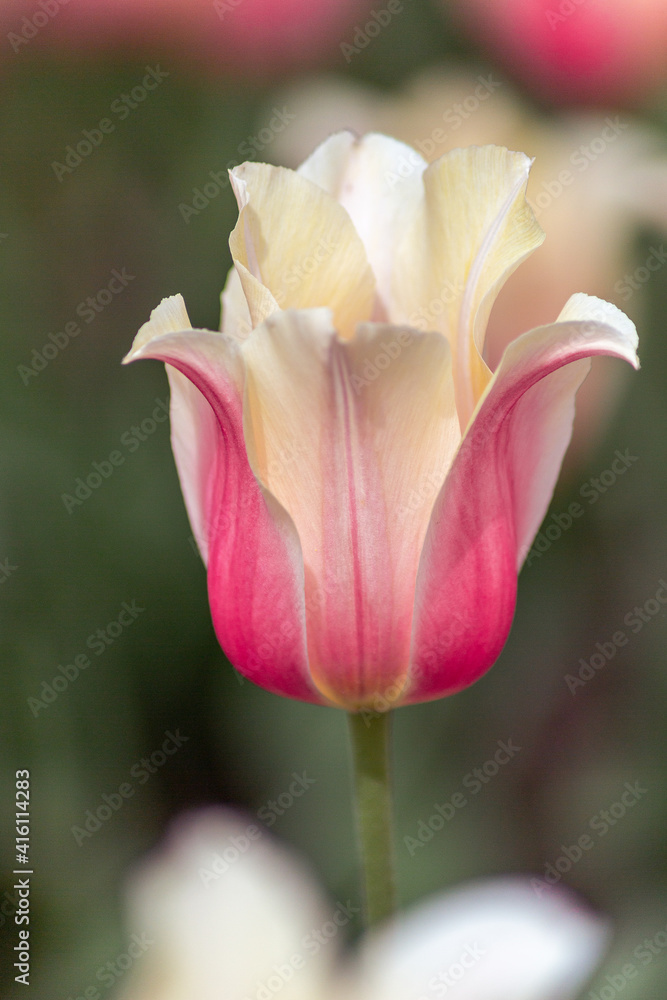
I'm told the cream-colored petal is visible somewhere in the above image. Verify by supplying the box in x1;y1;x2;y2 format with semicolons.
219;263;253;339
232;258;282;329
299;131;428;320
393;145;545;428
125;292;193;358
118;809;337;1000
166;368;218;562
241;308;459;708
297;128;359;194
555;290;641;334
229;161;376;339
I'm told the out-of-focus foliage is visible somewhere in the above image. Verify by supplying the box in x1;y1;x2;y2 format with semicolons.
1;1;667;997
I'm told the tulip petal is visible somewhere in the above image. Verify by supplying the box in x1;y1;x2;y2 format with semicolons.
119;809;336;1000
229;162;376;338
125;295;217;561
232;258;283;329
408;295;638;703
351;877;609;1000
296;128;358;193
241;309;460;709
298;131;428;320
124;298;321;704
219;263;255;339
166;367;219;562
394;145;545;427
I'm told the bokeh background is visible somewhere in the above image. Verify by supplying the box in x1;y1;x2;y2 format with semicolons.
1;0;667;996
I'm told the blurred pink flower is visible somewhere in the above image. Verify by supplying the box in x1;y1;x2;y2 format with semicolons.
446;0;667;106
0;0;374;76
125;133;637;710
119;808;610;1000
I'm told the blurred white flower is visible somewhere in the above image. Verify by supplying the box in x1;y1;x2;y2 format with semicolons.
119;808;608;1000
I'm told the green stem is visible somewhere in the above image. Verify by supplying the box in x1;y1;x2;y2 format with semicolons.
348;710;396;926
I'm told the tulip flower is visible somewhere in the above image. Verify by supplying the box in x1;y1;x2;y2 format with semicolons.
125;133;638;713
118;808;609;1000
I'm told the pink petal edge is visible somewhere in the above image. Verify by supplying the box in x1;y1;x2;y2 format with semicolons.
407;308;639;704
126;328;324;705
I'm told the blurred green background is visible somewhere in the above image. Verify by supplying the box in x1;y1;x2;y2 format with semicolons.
1;0;667;996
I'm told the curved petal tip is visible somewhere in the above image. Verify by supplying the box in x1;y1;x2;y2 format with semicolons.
558;292;640;369
123;294;192;364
